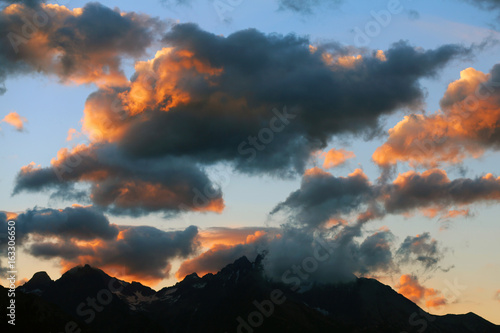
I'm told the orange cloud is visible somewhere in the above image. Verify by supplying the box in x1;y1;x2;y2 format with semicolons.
15;278;29;287
15;142;225;215
176;229;273;280
440;209;470;220
1;211;19;220
29;223;200;287
375;50;387;61
373;67;500;168
81;47;223;143
321;148;355;169
92;180;224;214
66;128;82;142
304;166;331;177
396;274;447;309
2;3;162;91
1;112;27;131
198;227;273;249
322;53;363;68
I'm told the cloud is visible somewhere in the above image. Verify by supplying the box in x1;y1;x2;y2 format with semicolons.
396;233;445;271
177;223;398;284
270;168;373;228
407;9;420;21
396;274;447;308
0;207;443;288
272;168;500;227
11;21;474;216
262;223;397;284
0;206;118;245
89;25;473;176
0;207;199;284
198;227;277;248
176;229;271;279
13;144;225;216
495;290;500;302
1;112;27;131
463;0;500;13
321;148;355;169
373;65;500;169
0;2;165;94
120;26;469;175
381;169;500;216
276;0;343;13
160;0;342;14
0;0;42;7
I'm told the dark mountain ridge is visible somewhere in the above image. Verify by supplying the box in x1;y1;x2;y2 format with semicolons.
2;256;499;333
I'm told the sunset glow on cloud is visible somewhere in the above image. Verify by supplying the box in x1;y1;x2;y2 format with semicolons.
321;148;355;169
1;0;500;327
1;111;26;131
397;274;447;309
373;66;500;168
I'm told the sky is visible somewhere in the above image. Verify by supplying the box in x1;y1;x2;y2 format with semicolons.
1;0;500;325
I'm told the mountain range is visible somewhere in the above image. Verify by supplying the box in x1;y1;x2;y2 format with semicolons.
1;256;499;333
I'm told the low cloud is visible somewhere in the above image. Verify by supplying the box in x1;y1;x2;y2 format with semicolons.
396;233;445;271
177;229;271;279
0;206;118;245
13;145;224;216
0;207;199;284
177;223;399;284
396;274;447;308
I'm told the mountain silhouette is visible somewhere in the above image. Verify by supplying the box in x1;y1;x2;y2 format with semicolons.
2;256;499;333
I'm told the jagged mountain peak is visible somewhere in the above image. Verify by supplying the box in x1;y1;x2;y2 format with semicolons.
10;257;500;333
19;271;53;295
27;271;52;284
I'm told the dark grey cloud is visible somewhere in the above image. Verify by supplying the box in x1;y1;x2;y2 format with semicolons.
272;168;500;228
29;239;95;260
178;223;397;284
262;224;396;284
0;207;199;280
0;0;42;7
12;23;473;217
160;0;343;14
407;9;420;20
0;206;119;244
276;0;342;14
13;144;224;217
358;230;395;274
381;169;500;215
396;232;444;271
270;169;373;228
0;2;164;94
0;207;116;277
122;24;472;174
464;0;500;9
29;225;200;280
